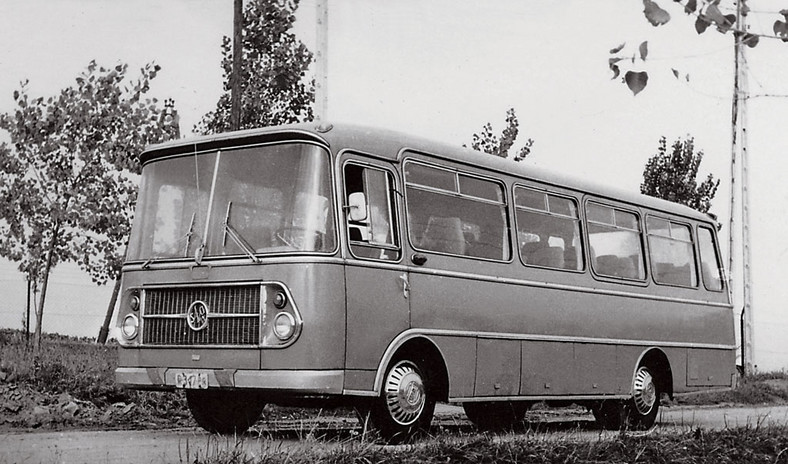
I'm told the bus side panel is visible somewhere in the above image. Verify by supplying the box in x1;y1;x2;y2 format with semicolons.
344;369;376;392
520;342;621;396
687;348;736;387
344;265;409;371
475;338;520;396
573;343;619;394
428;335;476;399
521;341;576;395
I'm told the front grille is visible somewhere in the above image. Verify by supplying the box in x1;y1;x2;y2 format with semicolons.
142;285;261;346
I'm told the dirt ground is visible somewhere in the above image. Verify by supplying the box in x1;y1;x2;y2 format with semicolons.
2;377;787;433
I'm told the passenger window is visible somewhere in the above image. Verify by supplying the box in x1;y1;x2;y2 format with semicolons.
514;187;583;271
698;226;724;291
405;161;510;261
343;163;400;261
647;217;698;287
587;203;646;280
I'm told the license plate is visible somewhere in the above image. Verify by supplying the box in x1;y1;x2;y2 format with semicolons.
174;371;209;389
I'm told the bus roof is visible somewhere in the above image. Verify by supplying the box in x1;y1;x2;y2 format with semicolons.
141;122;716;224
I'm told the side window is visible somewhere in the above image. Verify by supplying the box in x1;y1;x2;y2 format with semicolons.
404;161;510;261
698;226;724;291
343;163;400;261
514;186;583;271
646;217;698;287
586;202;646;280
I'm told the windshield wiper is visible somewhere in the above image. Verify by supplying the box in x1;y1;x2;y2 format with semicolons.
184;212;196;258
141;256;162;269
222;202;259;264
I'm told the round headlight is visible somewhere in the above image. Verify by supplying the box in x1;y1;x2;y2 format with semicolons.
273;291;287;309
121;314;139;339
272;312;296;340
129;294;140;311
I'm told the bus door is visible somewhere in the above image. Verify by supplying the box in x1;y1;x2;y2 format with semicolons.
340;156;409;392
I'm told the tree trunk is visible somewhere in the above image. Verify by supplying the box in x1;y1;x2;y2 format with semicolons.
97;278;122;344
33;221;60;353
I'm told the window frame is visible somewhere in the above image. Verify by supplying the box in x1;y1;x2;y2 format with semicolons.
697;224;726;292
341;159;403;263
513;184;585;273
402;159;512;262
645;215;699;289
584;199;648;284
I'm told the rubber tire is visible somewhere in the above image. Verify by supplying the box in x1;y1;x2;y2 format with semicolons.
361;358;436;444
463;401;530;431
592;366;660;431
623;366;660;430
186;389;265;435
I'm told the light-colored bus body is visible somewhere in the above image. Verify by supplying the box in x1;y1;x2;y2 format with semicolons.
116;123;734;440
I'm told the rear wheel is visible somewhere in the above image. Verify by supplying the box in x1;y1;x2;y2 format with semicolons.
463;401;530;430
185;389;265;435
591;365;660;430
624;365;660;430
359;358;436;443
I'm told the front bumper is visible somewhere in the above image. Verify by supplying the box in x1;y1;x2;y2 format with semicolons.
116;367;344;394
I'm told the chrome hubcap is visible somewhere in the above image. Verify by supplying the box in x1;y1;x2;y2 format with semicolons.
632;367;657;415
384;361;426;426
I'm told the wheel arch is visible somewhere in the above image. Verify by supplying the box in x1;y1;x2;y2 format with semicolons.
633;347;674;399
374;333;450;402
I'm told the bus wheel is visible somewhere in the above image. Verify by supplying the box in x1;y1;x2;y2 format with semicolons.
623;365;660;430
363;358;435;443
185;389;265;435
463;401;530;430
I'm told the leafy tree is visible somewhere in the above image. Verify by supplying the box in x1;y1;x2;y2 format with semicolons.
0;61;178;349
611;0;775;94
641;136;720;213
468;108;534;161
195;0;314;134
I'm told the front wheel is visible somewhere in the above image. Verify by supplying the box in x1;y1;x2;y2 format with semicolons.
359;358;436;443
185;389;265;435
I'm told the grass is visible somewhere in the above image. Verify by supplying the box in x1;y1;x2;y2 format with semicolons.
674;371;788;406
0;329;124;403
3;329;788;462
1;327;787;431
183;426;788;464
0;328;190;429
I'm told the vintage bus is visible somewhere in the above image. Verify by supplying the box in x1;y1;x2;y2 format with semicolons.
115;123;735;442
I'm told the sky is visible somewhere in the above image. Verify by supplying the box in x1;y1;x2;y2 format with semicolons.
0;0;787;371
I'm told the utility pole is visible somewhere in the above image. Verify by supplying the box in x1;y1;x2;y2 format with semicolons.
728;0;753;375
25;278;30;345
314;0;329;121
230;0;243;131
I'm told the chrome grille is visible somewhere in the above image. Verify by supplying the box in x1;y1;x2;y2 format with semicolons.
142;285;260;346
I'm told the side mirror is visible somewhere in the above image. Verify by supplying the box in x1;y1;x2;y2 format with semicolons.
348;192;368;222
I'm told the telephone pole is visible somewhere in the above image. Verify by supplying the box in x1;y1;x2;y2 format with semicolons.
230;0;243;131
314;0;329;121
728;0;753;375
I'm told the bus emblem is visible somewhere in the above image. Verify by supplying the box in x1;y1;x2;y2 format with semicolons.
186;301;209;332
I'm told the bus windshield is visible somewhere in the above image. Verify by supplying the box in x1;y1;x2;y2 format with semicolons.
127;143;335;262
